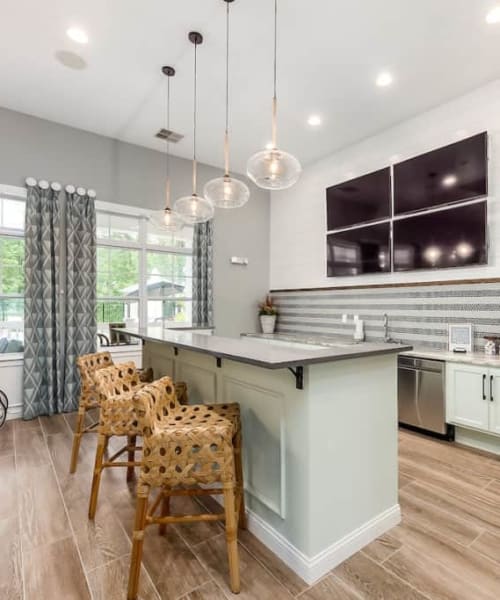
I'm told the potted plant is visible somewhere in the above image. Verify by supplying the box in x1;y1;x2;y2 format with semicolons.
259;295;278;334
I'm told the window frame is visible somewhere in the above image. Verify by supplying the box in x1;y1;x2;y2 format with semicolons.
95;200;193;333
0;185;26;358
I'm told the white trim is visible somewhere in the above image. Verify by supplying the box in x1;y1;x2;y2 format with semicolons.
0;355;24;421
5;404;22;421
245;504;401;585
0;227;24;238
97;238;142;250
0;184;27;199
0;352;23;363
455;426;500;454
96;199;151;218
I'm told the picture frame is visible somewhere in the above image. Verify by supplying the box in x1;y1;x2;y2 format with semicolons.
448;323;473;353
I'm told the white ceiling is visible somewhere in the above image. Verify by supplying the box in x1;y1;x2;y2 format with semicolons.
2;0;500;174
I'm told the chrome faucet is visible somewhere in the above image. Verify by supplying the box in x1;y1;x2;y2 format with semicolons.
383;313;390;343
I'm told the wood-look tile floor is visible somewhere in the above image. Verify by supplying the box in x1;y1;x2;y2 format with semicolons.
2;414;500;599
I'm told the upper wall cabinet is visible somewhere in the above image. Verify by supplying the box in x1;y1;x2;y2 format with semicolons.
393;132;488;216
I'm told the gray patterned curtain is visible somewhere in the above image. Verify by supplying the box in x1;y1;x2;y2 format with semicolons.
62;189;97;410
192;221;214;327
23;183;63;419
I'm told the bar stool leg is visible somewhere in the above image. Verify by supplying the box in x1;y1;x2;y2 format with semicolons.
127;485;150;600
223;483;240;594
234;431;247;530
88;433;108;519
158;491;170;535
69;408;86;474
127;434;137;482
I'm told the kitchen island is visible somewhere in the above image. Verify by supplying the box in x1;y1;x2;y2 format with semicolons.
115;326;411;584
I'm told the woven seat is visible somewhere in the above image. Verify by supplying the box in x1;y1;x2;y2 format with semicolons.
127;377;245;599
69;351;114;474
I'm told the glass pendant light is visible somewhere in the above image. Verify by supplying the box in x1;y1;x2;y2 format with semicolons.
204;0;250;209
174;32;215;224
246;0;301;190
150;66;184;232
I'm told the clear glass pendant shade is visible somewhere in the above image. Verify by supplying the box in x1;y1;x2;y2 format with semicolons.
150;207;184;233
204;175;250;209
174;194;214;225
246;147;302;190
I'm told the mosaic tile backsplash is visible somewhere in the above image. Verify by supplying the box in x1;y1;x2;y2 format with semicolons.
272;281;500;352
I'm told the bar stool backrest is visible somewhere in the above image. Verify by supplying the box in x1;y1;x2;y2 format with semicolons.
132;376;181;437
93;362;142;399
76;351;113;406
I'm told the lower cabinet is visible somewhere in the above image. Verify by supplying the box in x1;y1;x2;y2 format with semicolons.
446;363;500;435
490;370;500;436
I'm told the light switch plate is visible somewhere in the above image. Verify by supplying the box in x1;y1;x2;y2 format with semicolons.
230;256;249;265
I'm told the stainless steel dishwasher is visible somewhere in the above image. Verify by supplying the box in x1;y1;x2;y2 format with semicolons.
398;356;454;440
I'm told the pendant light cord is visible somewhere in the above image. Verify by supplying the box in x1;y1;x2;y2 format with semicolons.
192;38;198;195
273;0;277;100
272;0;278;149
224;0;230;175
165;73;171;207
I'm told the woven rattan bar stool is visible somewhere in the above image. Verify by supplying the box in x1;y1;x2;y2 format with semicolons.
88;362;190;518
88;362;147;519
69;351;114;474
70;353;157;474
127;377;245;599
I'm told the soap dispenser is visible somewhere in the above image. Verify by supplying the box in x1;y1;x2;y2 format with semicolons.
354;319;365;342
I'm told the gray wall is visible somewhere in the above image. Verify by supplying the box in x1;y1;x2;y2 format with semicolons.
0;106;270;338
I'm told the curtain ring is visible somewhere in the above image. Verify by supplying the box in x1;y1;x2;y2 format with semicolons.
65;184;76;194
87;189;97;198
76;186;86;196
25;177;37;187
38;180;49;190
51;182;62;191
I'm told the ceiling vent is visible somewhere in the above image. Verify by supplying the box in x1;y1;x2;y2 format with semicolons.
155;128;183;143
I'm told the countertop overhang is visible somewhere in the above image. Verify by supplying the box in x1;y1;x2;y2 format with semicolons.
402;348;500;367
113;327;412;370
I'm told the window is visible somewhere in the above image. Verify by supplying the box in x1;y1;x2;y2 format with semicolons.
96;202;194;343
0;186;26;354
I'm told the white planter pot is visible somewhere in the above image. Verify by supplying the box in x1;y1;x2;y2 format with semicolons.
260;315;276;334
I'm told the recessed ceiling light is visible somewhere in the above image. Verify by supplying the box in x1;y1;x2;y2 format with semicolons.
307;115;322;127
66;27;89;44
486;6;500;24
376;71;393;87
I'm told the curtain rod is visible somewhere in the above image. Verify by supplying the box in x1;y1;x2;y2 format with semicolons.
25;177;96;198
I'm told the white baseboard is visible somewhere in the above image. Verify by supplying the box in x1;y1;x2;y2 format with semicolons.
455;427;500;455
5;403;22;421
245;504;401;585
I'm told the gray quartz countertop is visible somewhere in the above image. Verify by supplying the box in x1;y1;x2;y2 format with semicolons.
402;348;500;367
113;327;412;370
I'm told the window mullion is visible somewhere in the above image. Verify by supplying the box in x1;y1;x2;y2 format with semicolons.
138;217;148;328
